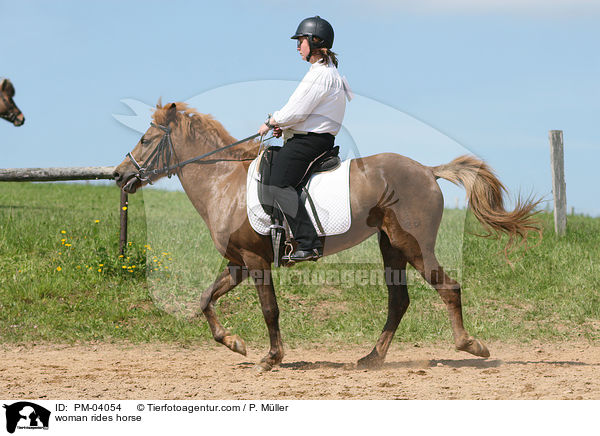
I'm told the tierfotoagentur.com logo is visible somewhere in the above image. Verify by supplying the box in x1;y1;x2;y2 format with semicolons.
3;402;50;433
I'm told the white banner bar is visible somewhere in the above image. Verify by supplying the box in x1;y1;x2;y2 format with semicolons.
0;400;596;435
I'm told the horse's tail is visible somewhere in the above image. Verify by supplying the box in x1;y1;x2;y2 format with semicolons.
431;155;542;257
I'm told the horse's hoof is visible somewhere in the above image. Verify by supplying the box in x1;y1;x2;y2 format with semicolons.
357;353;384;370
457;338;490;358
224;335;247;356
254;361;273;373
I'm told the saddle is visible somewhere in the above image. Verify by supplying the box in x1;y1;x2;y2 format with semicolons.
257;145;341;266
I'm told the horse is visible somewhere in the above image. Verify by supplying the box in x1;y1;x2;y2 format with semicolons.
113;102;541;372
0;78;25;126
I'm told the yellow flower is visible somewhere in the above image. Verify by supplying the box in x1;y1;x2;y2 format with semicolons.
99;264;104;267
60;230;66;234
65;243;72;247
94;219;100;223
98;269;102;272
122;206;127;211
122;266;127;269
56;266;62;272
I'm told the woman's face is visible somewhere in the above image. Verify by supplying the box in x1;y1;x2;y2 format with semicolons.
296;36;310;61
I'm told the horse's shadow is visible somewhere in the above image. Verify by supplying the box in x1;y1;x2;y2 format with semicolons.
387;358;504;369
237;358;595;371
236;359;504;371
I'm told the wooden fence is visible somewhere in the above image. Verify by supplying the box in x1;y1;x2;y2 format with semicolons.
0;166;114;182
0;166;130;254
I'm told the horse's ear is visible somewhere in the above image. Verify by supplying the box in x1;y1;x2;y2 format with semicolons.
166;103;177;124
1;79;14;97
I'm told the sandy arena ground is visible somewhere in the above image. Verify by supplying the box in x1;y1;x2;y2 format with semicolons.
1;341;599;400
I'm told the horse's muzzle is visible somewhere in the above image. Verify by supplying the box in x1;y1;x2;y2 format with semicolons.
123;176;140;193
113;170;141;194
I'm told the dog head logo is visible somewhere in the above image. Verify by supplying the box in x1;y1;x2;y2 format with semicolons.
3;402;50;433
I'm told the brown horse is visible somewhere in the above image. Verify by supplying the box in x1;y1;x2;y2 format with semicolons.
0;78;25;126
114;102;540;371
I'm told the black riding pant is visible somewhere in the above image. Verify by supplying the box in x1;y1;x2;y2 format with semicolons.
269;132;334;250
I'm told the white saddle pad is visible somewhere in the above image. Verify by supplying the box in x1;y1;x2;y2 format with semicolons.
246;157;352;236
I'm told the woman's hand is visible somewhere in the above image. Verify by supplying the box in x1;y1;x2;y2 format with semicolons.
258;123;270;136
258;117;280;137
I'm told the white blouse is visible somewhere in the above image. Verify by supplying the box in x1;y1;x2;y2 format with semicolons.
272;60;352;138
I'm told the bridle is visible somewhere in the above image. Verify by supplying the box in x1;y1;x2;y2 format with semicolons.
0;88;21;124
126;122;261;185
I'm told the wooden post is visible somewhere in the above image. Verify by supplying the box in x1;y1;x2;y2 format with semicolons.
119;190;129;255
549;130;567;236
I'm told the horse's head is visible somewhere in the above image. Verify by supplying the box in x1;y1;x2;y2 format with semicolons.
0;78;25;126
113;102;180;193
114;101;257;193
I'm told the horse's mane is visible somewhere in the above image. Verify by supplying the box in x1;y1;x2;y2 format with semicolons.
153;102;260;160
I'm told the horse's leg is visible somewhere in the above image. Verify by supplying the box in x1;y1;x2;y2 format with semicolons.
199;262;247;356
411;250;489;357
245;255;284;372
382;211;490;358
357;231;409;369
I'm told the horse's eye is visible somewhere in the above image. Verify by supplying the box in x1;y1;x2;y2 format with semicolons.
140;136;146;145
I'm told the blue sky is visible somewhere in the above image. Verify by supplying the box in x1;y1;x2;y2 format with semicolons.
2;0;599;215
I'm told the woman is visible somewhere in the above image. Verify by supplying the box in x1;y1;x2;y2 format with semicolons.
258;16;351;263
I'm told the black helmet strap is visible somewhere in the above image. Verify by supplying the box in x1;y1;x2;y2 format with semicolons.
304;35;326;63
305;35;314;63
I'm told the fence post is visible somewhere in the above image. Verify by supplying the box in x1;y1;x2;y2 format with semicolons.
549;130;566;236
119;190;129;255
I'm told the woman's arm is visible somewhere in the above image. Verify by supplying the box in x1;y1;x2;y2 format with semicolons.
272;72;327;128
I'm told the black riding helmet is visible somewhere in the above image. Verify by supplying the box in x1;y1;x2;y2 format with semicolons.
291;16;334;62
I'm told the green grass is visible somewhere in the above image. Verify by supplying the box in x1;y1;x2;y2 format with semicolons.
1;182;598;348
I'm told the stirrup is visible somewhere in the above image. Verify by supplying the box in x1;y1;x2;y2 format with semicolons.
269;223;285;268
282;248;322;263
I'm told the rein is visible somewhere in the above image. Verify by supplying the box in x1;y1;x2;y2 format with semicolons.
126;122;260;184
